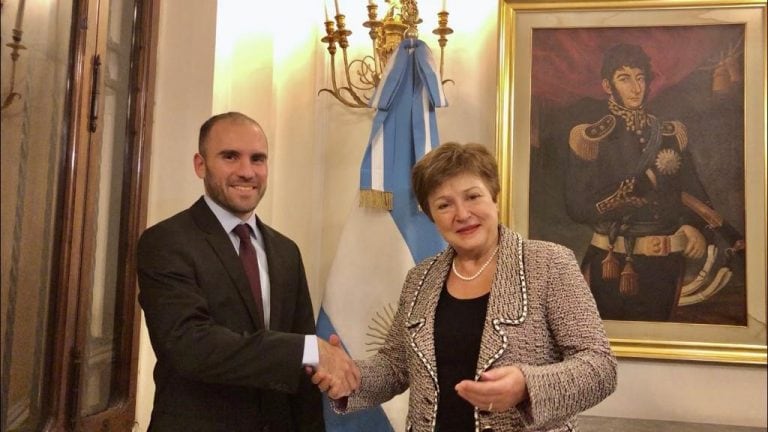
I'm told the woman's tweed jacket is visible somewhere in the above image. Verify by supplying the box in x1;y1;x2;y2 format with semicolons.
336;226;617;432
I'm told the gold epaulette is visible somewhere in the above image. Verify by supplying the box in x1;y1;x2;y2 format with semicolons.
569;115;615;161
662;120;688;151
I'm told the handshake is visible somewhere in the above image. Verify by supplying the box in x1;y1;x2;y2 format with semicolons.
307;334;361;399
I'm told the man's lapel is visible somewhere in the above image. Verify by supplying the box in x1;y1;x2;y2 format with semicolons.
190;197;264;329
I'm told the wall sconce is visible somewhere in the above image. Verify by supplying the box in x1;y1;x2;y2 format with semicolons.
319;0;452;108
2;0;26;111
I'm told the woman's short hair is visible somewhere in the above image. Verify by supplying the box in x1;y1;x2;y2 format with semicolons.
411;142;500;220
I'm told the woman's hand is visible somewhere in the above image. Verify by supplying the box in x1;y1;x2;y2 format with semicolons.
454;366;528;412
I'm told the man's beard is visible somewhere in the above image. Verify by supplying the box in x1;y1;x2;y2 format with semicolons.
204;177;263;217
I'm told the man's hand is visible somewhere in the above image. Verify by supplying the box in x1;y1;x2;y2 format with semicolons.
677;224;706;259
312;334;360;399
454;366;528;413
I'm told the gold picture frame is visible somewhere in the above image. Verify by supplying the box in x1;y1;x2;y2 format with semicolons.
496;0;766;364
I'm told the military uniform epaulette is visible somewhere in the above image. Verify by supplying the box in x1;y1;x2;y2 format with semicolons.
661;119;688;151
569;114;616;161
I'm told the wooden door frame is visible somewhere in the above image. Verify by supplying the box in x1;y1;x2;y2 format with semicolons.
40;0;159;430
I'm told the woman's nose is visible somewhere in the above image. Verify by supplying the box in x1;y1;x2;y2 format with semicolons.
455;202;470;219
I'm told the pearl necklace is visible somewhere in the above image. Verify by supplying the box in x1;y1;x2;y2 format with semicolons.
451;246;499;281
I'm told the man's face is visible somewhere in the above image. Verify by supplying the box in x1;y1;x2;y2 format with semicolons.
602;66;646;109
193;119;268;220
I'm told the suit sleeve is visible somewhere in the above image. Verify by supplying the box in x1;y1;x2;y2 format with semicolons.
137;222;307;392
286;253;325;431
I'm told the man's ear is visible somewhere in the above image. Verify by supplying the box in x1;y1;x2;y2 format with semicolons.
193;153;205;179
601;78;612;96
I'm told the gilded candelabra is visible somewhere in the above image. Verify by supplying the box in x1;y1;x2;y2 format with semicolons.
2;0;26;112
319;0;452;108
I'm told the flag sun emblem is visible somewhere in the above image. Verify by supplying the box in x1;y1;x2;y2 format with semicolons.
365;303;397;353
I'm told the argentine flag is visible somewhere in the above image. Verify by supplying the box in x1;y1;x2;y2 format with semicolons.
317;39;447;431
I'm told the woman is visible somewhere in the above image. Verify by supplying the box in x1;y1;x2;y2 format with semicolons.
318;142;617;431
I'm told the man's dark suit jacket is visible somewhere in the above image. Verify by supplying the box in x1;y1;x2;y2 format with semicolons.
137;197;324;431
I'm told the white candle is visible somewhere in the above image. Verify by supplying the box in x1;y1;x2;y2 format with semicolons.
334;0;340;16
324;0;330;21
441;0;447;12
14;0;26;30
369;0;375;5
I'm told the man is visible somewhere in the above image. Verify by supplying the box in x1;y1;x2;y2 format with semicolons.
565;44;742;322
137;112;358;431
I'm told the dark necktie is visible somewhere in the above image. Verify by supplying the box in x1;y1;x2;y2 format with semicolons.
233;224;265;327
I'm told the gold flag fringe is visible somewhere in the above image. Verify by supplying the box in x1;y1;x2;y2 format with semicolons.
360;189;393;211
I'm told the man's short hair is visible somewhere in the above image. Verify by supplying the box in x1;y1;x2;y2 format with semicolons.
600;43;655;85
198;112;263;155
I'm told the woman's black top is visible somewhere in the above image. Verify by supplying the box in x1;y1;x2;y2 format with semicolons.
434;283;490;431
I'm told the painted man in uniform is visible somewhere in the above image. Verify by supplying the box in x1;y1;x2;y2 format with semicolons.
565;43;741;322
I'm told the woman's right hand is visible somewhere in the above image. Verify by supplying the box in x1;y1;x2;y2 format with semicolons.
454;366;529;413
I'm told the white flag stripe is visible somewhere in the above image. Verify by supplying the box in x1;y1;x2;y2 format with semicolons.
322;198;413;431
421;88;431;155
371;127;385;191
322;201;414;360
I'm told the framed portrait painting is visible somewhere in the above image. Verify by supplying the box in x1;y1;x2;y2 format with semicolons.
496;0;766;363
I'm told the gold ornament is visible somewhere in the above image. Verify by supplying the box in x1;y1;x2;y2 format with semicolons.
655;148;682;175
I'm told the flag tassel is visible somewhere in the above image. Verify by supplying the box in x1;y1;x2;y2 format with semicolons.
360;189;394;210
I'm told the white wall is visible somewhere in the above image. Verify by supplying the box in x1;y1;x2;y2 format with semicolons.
135;0;767;430
589;360;766;426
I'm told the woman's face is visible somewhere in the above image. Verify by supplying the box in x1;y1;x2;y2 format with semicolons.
427;172;499;257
